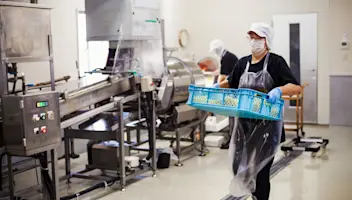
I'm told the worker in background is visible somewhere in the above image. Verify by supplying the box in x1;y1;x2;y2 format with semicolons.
220;22;301;200
209;39;239;85
209;39;239;149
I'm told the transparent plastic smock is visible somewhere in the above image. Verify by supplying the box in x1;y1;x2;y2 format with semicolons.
229;119;282;198
228;53;283;199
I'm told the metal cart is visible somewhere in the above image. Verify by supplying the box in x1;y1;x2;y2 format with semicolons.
281;84;329;157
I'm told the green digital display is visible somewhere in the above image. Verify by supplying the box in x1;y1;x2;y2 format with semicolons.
36;101;48;108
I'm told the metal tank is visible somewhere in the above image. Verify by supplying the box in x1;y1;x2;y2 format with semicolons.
157;58;206;125
167;58;205;103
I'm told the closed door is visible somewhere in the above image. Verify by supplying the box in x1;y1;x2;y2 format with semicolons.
272;13;318;123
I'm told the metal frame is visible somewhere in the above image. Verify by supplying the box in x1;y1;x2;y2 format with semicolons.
62;93;157;191
281;84;329;157
126;112;207;167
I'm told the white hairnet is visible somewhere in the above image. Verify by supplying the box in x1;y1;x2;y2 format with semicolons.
209;39;225;57
248;22;274;50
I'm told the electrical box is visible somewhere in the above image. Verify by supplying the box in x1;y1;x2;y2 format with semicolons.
141;76;155;92
1;91;61;156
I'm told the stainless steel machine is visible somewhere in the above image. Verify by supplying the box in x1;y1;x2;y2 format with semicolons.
152;58;208;166
0;0;208;199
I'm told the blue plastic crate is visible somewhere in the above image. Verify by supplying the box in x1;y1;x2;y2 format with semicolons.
187;85;284;121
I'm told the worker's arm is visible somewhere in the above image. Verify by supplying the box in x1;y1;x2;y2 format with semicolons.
277;57;302;96
279;83;302;96
219;80;230;88
217;75;227;83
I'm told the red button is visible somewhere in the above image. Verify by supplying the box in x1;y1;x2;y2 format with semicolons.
41;126;47;134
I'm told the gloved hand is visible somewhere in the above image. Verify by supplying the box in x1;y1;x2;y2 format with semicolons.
268;87;282;103
212;83;220;88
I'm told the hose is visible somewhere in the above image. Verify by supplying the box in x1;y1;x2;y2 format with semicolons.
59;178;118;200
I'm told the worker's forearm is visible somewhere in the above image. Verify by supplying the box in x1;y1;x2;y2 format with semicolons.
279;83;302;96
219;80;230;88
217;75;227;83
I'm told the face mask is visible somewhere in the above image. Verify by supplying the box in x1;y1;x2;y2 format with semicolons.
214;47;225;57
249;39;266;54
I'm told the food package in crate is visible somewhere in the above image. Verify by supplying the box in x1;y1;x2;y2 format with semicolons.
187;85;284;121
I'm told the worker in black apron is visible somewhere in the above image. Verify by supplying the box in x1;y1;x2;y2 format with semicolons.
220;22;301;200
209;39;239;149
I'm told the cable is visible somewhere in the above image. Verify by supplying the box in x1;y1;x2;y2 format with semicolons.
59;178;118;200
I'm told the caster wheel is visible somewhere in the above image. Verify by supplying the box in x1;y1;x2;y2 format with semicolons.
70;153;80;159
302;132;306;137
284;151;290;157
199;152;206;157
311;153;317;158
175;163;183;167
152;174;156;178
121;187;126;192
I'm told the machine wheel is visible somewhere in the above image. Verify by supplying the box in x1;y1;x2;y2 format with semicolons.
284;151;290;157
121;187;126;192
152;173;157;178
311;152;317;158
70;153;80;159
199;152;206;157
175;162;183;167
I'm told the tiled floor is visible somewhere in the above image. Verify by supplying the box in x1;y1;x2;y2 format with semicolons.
24;125;352;200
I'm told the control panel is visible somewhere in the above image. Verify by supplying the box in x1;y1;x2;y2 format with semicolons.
1;91;61;156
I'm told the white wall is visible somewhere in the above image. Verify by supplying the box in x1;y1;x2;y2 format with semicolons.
45;0;85;80
161;0;352;124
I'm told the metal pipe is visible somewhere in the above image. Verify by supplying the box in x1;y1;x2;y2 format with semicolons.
64;137;71;183
118;101;126;190
48;35;55;91
7;154;15;200
151;91;157;174
34;76;70;87
160;19;168;76
137;95;141;143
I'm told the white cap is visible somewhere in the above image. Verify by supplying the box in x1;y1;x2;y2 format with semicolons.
209;39;224;53
247;22;274;50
